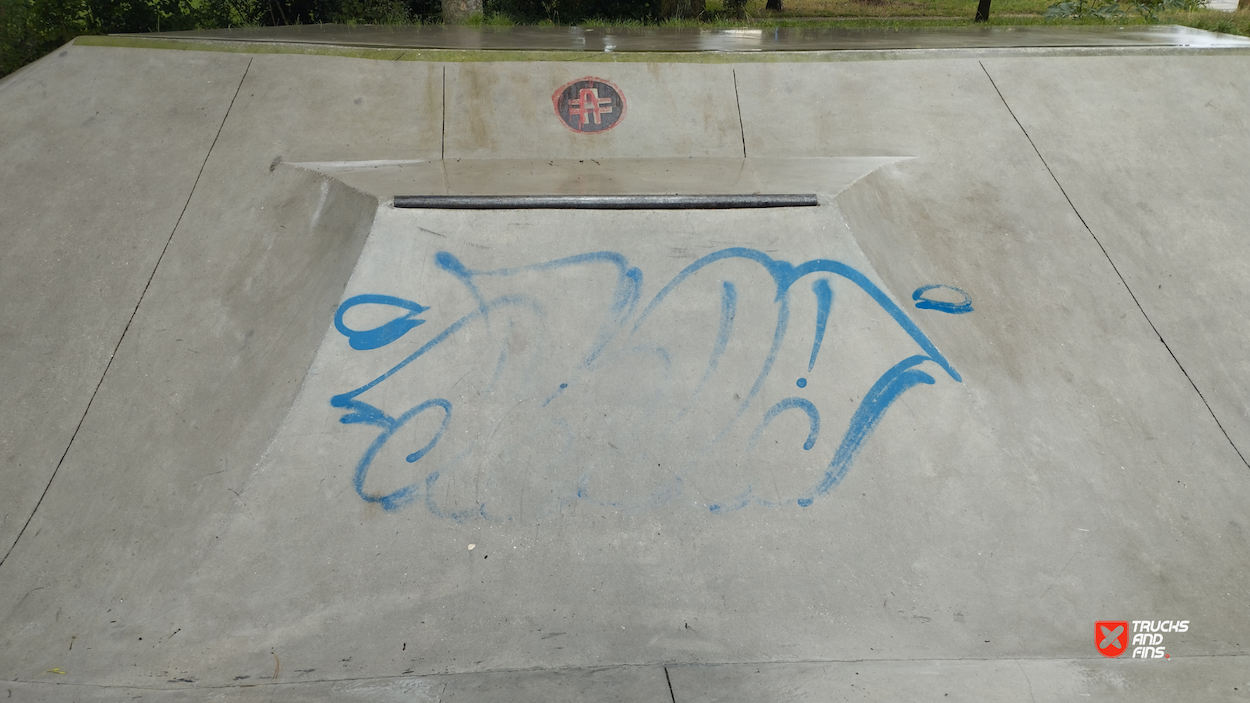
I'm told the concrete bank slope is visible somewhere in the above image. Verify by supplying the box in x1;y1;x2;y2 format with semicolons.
1;37;1249;701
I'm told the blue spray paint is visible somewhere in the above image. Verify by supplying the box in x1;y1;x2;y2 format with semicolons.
352;398;451;511
437;250;642;368
330;295;539;418
541;383;570;407
912;284;973;314
796;278;833;389
750;397;820;452
664;280;738;428
331;245;969;517
797;355;936;506
334;294;429;351
809;278;833;371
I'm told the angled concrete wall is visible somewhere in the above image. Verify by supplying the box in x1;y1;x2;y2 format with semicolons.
0;45;251;557
984;55;1250;462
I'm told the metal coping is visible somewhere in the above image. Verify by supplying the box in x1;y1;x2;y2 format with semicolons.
393;194;820;209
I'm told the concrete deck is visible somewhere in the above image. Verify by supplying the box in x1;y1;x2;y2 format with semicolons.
1;29;1249;702
142;23;1250;53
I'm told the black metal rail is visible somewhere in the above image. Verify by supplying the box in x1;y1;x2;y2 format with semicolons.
392;194;819;210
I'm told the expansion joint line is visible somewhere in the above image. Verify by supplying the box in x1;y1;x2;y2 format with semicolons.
978;61;1250;471
440;65;447;161
0;58;254;571
440;65;449;193
664;666;677;703
732;69;747;158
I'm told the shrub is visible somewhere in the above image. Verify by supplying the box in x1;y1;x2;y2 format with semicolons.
0;0;447;78
1045;0;1207;20
486;0;660;24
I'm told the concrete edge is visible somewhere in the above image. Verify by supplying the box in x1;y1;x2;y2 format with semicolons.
235;163;383;468
4;655;1249;699
77;34;1250;63
0;39;77;91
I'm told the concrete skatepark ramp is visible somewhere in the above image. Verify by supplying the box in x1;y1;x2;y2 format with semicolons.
2;28;1250;700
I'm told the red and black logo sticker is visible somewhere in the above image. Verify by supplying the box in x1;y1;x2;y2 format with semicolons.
552;77;626;134
1096;621;1129;658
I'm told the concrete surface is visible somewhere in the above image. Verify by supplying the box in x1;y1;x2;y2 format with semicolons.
291;157;909;197
4;657;1249;701
443;63;743;159
985;54;1250;466
0;45;252;559
2;31;1250;702
141;23;1250;53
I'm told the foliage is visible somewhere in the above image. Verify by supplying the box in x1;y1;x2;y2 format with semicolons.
3;0;1248;81
484;0;661;23
1129;0;1208;21
461;9;515;22
0;0;34;75
0;0;441;79
196;0;440;27
1170;8;1250;35
1044;0;1206;20
1043;0;1124;18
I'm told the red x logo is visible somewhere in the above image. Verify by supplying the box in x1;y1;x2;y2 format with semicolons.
1096;621;1128;657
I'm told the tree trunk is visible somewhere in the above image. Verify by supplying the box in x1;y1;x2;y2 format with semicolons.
443;0;483;22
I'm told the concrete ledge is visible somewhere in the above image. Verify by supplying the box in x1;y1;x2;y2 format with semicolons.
77;34;1250;64
288;157;906;198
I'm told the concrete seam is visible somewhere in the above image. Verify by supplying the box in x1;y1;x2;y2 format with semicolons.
441;64;447;161
732;68;747;158
6;654;1249;691
0;57;254;571
978;60;1250;472
665;666;677;703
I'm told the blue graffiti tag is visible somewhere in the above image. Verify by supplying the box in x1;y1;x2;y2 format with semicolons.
335;294;430;351
330;247;969;518
750;397;820;452
912;284;974;314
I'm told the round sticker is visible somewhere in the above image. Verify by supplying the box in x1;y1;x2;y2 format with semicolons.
552;77;627;134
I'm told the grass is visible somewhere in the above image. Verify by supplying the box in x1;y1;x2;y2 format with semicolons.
1169;7;1250;33
730;0;1055;18
4;0;1249;80
469;1;1250;34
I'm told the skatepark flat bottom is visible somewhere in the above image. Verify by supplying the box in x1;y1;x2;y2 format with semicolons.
1;30;1249;702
